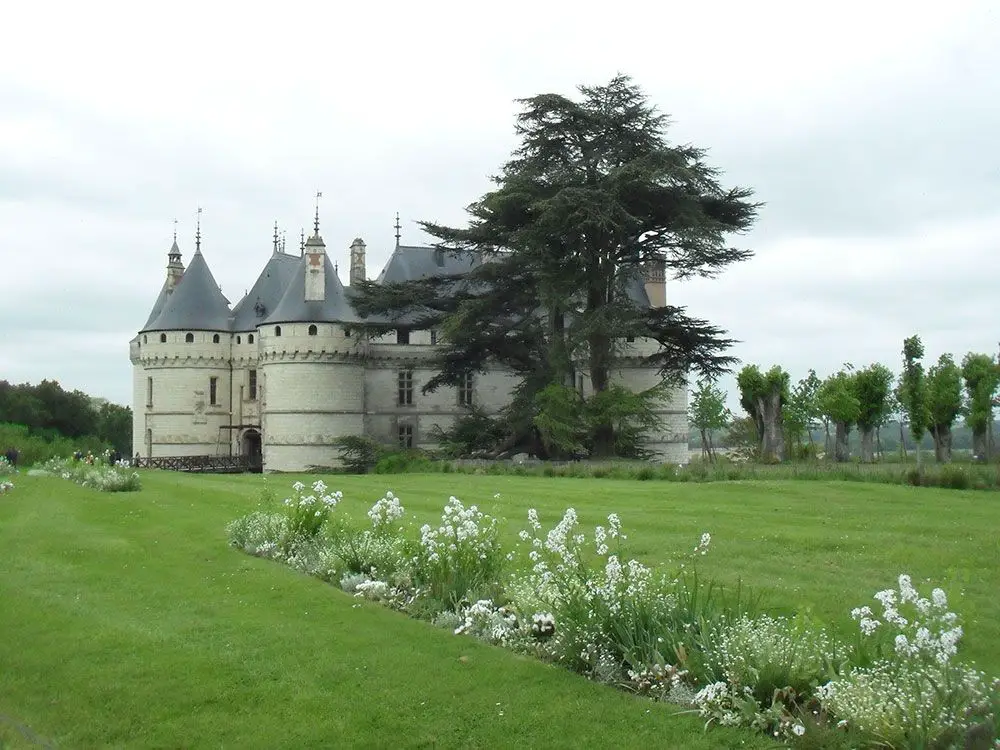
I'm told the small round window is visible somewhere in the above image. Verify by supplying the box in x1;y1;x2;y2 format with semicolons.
308;324;317;336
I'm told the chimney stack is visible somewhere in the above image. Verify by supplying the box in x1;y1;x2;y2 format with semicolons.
350;238;366;287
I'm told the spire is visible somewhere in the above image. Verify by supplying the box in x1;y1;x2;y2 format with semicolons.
195;207;203;254
313;191;322;237
168;219;182;261
394;212;401;248
300;228;305;256
281;230;286;254
273;221;280;254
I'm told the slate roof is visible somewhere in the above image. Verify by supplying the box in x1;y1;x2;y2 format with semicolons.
375;245;482;284
264;250;362;325
230;251;301;332
142;249;232;332
142;281;171;329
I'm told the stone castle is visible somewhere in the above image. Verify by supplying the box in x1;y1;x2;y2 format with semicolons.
129;210;688;472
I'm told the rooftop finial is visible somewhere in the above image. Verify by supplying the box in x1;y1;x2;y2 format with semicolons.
314;191;322;236
195;207;202;253
173;218;178;243
273;221;279;254
281;230;286;254
300;228;305;255
394;212;401;248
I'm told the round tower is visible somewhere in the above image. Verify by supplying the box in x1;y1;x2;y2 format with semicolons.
132;218;234;459
258;205;366;472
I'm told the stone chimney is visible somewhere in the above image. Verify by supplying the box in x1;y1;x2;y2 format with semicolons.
643;259;666;308
304;234;326;302
350;237;366;287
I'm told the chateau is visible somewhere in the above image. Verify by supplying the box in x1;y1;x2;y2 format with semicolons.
129;210;688;472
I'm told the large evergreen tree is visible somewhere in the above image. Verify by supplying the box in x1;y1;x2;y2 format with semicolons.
353;76;758;456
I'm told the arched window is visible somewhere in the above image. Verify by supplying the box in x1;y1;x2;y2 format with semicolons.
308;324;317;336
248;334;255;344
236;335;242;344
143;335;147;344
212;334;220;344
159;333;166;343
274;326;282;337
185;333;194;343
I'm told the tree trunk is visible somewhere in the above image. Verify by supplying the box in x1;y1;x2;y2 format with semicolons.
757;390;785;463
824;421;832;461
700;428;710;462
875;426;883;460
859;427;875;463
707;430;716;463
933;424;953;463
834;422;851;462
898;420;907;460
972;429;988;462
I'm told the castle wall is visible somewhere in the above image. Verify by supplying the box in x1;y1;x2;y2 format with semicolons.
130;331;234;457
612;336;688;463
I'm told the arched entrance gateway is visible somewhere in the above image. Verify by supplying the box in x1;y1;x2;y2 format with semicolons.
241;429;263;472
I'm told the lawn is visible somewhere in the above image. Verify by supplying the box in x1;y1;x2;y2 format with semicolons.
1;471;997;748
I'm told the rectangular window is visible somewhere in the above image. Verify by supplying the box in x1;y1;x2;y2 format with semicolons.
146;376;153;407
458;372;474;407
397;370;413;406
430;329;438;346
398;423;414;449
209;376;218;406
396;329;410;345
248;369;258;400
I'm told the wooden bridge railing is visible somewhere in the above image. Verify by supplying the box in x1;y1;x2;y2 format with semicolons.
133;455;262;474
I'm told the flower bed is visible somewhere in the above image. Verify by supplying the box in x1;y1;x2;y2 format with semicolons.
227;480;999;748
30;455;141;492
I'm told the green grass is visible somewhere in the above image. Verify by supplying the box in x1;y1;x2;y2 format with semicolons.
2;472;998;748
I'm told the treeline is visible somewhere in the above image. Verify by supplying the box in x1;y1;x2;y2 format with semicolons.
0;380;132;457
690;336;999;464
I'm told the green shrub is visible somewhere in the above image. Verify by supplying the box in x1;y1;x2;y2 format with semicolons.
333;435;383;474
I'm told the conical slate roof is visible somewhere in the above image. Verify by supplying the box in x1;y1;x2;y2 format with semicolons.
142;250;232;332
142;281;171;329
230;251;301;332
264;251;362;324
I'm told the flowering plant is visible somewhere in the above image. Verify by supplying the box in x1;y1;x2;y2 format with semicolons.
282;480;341;539
413;496;504;603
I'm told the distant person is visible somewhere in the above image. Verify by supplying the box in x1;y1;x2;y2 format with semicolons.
4;448;17;467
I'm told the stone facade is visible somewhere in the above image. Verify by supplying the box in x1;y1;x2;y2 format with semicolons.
130;229;688;471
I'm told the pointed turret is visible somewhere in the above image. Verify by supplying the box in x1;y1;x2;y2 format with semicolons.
264;252;360;325
231;231;301;331
142;223;231;332
142;227;187;329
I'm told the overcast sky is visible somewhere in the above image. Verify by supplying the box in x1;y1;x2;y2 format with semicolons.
2;1;998;410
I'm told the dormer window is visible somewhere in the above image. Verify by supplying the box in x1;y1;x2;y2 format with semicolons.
308;324;318;336
185;333;194;343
